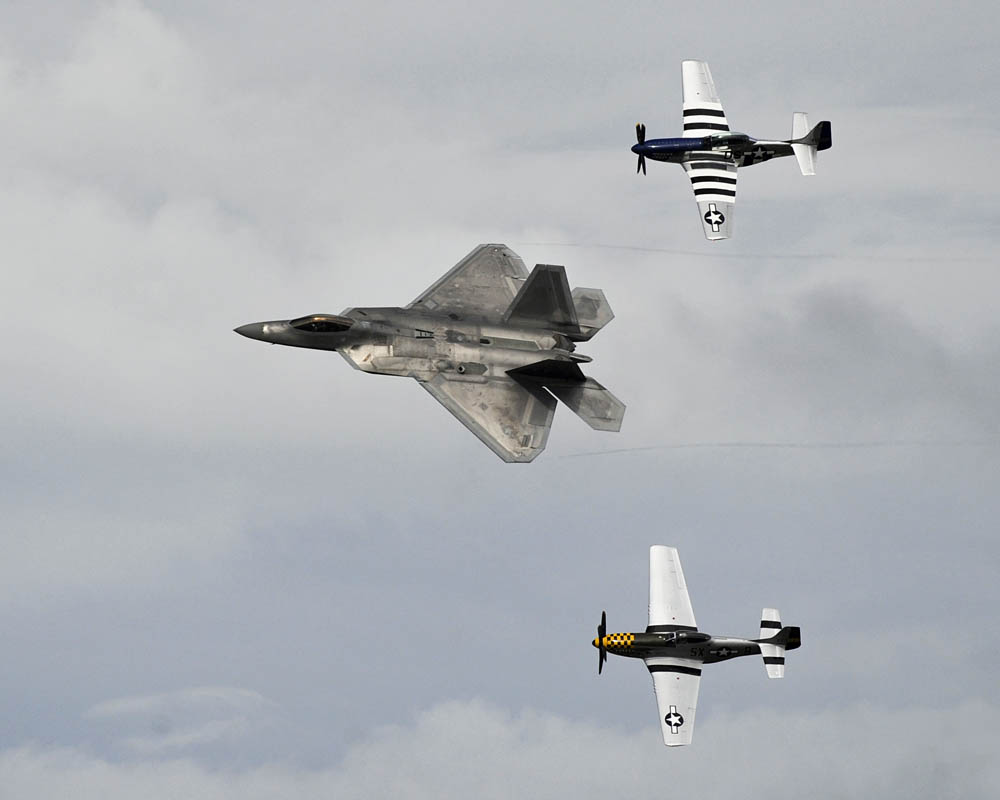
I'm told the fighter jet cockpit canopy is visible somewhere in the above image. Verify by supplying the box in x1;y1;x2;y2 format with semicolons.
289;314;355;333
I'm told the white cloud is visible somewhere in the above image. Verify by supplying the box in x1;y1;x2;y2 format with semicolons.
4;699;1000;799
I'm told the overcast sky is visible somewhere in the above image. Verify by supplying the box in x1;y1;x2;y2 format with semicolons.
2;1;999;796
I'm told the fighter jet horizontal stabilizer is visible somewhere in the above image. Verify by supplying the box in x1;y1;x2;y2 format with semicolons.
508;359;624;432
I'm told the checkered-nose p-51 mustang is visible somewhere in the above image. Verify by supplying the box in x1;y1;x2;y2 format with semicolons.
593;546;801;746
631;60;832;240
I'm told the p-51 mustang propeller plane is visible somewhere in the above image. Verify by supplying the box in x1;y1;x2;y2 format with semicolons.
632;60;832;240
236;244;624;463
594;546;801;746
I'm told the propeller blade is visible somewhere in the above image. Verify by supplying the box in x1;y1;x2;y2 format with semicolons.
597;610;607;674
635;122;645;144
636;154;646;175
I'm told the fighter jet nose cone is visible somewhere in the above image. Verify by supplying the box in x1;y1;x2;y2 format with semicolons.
234;322;266;341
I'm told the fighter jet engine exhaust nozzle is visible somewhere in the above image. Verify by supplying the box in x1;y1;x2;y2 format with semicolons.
635;123;646;175
596;610;608;674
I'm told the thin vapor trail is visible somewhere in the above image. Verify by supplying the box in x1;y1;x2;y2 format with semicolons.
516;241;990;263
562;439;1000;458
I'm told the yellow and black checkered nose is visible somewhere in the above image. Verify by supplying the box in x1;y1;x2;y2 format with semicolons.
599;633;635;650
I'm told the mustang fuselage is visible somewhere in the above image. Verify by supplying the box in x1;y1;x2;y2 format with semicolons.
593;629;773;666
632;134;793;167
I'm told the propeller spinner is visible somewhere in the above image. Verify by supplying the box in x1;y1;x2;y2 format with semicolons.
635;123;646;175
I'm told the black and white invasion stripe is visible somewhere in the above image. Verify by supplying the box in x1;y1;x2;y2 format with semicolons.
682;156;737;204
681;103;730;138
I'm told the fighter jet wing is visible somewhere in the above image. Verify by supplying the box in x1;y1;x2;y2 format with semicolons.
645;657;702;746
420;373;556;462
682;159;736;241
407;244;529;320
648;545;697;631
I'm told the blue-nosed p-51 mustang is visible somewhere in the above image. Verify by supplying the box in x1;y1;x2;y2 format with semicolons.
632;60;831;240
594;546;801;746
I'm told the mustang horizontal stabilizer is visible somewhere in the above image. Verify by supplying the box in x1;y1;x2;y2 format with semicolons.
789;113;832;176
503;264;580;333
756;612;801;678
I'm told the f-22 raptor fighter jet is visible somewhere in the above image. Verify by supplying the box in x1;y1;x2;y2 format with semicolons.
236;244;624;462
632;60;832;240
594;546;801;746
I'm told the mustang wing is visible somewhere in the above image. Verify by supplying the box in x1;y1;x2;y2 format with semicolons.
681;60;730;137
683;158;737;241
645;657;702;746
648;545;697;631
407;244;529;320
420;373;556;462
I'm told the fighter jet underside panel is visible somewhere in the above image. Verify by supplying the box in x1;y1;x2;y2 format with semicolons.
420;373;556;463
407;244;529;321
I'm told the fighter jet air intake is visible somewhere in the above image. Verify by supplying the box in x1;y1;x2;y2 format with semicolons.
236;244;624;462
632;59;832;240
594;546;801;746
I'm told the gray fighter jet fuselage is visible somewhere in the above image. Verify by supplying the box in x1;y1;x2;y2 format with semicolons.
236;245;624;462
236;308;582;377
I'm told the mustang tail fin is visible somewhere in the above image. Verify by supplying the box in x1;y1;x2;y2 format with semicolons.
788;113;832;176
